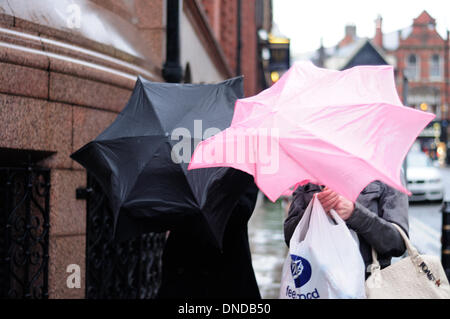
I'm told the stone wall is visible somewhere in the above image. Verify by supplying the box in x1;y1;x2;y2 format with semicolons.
0;0;165;298
201;0;263;96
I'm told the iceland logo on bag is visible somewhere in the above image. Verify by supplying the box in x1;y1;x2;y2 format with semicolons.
290;255;312;288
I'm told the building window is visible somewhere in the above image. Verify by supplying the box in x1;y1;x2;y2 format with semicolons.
430;54;442;79
405;54;419;80
432;104;442;120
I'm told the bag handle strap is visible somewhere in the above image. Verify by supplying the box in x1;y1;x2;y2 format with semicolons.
369;223;420;272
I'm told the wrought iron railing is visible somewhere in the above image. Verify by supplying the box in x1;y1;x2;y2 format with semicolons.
83;174;166;299
0;167;50;299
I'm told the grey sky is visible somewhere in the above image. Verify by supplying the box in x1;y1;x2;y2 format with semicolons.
273;0;450;56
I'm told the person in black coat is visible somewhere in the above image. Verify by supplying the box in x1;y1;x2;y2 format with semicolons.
156;182;261;299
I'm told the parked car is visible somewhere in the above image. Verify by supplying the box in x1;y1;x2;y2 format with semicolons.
406;151;444;202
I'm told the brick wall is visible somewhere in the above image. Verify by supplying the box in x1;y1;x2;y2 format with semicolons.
200;0;262;97
240;0;258;96
0;0;164;298
392;11;450;118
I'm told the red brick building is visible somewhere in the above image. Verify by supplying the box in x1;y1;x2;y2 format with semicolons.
310;11;450;163
374;10;450;162
201;0;272;96
376;11;450;118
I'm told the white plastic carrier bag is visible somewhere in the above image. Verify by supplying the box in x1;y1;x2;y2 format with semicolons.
279;195;366;299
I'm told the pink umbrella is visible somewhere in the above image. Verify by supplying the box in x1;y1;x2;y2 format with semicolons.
188;61;435;202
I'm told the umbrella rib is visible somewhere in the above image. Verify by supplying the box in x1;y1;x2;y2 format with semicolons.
96;137;168;212
112;138;201;217
90;142;122;212
132;138;202;209
179;157;224;209
276;140;323;189
96;134;196;144
172;168;203;210
140;85;167;133
197;167;229;209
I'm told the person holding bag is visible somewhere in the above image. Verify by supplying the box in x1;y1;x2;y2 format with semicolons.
280;194;367;298
284;173;409;280
284;173;450;299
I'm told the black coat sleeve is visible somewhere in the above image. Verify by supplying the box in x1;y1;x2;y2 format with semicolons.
345;179;409;257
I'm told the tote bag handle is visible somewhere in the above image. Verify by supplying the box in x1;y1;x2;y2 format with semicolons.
369;223;420;272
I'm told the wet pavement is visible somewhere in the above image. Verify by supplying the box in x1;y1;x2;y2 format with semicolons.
404;166;449;258
407;202;442;257
248;193;287;299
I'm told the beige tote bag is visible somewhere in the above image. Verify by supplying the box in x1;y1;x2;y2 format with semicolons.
365;223;450;299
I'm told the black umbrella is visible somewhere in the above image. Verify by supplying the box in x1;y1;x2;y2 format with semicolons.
71;76;254;248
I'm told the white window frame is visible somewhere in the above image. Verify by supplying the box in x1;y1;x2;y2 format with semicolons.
429;53;443;81
405;54;420;81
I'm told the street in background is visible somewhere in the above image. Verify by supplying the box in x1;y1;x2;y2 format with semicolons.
407;151;445;202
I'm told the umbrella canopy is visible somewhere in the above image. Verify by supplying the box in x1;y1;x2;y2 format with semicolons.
71;76;253;248
189;61;435;202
